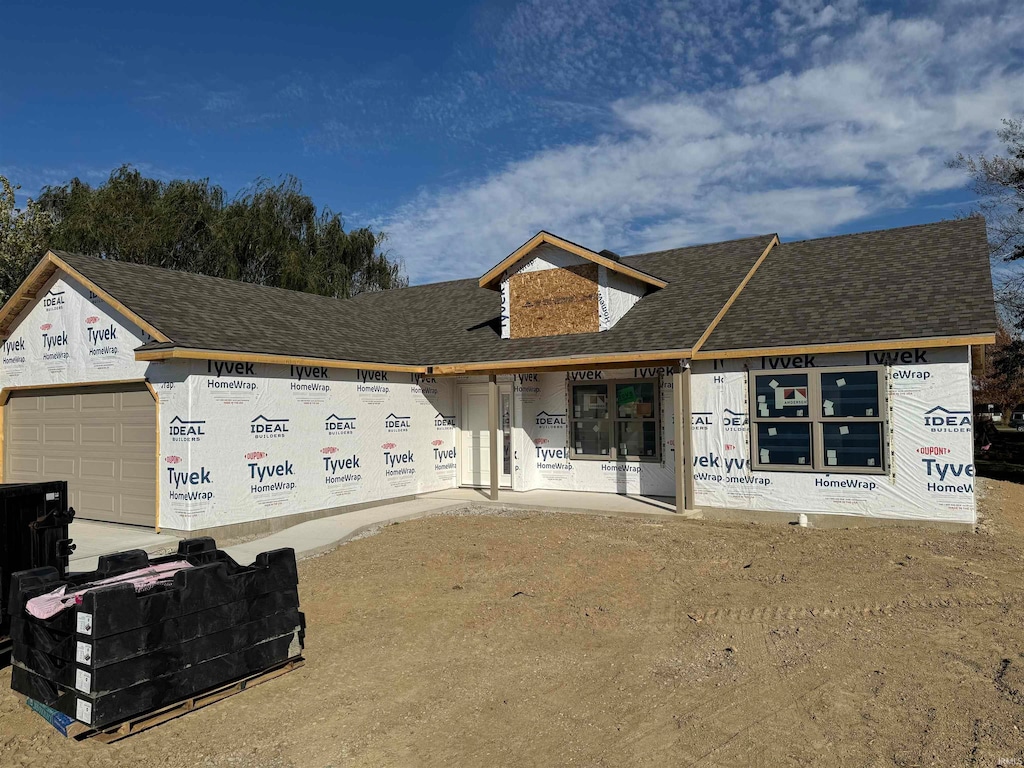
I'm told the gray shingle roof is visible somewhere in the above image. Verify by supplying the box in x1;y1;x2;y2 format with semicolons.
47;218;995;367
701;218;996;351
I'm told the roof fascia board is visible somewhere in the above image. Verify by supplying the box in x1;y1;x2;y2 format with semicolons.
478;231;668;291
692;334;996;360
0;254;61;339
431;348;692;375
135;346;429;373
14;252;173;342
691;235;779;356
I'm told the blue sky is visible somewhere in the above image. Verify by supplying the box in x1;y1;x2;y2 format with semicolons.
2;0;1023;284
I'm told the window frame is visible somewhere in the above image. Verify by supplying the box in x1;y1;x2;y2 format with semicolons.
568;377;662;462
749;365;887;475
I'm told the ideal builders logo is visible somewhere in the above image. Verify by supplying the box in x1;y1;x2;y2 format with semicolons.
434;412;455;429
168;415;207;443
385;413;411;433
324;414;356;436
42;289;65;312
535;410;566;429
923;406;971;433
251;415;290;438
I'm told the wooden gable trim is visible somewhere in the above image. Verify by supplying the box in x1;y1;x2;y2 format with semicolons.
0;251;172;343
690;235;779;356
430;348;692;375
478;231;668;291
134;346;429;373
691;334;996;360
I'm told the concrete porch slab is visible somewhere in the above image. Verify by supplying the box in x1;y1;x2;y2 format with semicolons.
68;519;181;573
417;488;694;519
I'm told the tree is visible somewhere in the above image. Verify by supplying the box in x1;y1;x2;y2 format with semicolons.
950;118;1024;327
0;165;406;302
974;320;1024;421
0;177;53;304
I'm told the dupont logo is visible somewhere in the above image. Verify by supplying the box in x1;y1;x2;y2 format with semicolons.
534;437;549;445
324;414;356;435
169;415;207;442
382;442;397;450
385;413;411;432
434;412;455;429
42;290;65;311
924;406;971;433
321;446;339;455
40;323;52;331
245;451;267;460
85;316;99;324
251;415;290;438
431;439;444;446
725;443;736;450
165;455;182;464
917;446;951;456
535;411;566;428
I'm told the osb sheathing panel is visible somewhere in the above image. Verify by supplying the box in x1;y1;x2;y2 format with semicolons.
509;263;599;338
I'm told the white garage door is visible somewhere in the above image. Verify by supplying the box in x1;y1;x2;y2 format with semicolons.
4;384;156;527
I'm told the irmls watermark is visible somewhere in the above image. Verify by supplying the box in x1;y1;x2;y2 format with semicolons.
997;757;1024;766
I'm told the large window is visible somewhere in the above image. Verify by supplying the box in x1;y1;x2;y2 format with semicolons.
570;379;660;460
750;368;886;473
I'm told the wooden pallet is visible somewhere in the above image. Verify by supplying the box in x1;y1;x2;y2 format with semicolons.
69;657;305;743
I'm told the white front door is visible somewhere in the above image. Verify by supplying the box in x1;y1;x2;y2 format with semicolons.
459;384;513;488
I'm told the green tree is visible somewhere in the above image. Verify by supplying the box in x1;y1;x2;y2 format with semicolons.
950;118;1024;326
0;177;53;303
10;165;405;300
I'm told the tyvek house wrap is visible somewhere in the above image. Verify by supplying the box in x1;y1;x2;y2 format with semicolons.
158;363;456;530
688;348;976;523
0;272;459;532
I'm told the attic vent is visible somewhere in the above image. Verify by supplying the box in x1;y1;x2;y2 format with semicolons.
599;249;621;262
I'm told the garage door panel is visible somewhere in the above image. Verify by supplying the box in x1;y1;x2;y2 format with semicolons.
43;457;76;476
9;455;41;475
42;423;76;445
120;390;155;410
81;458;116;480
121;424;154;445
79;491;116;515
5;385;156;527
42;395;75;411
81;392;117;409
10;425;41;444
81;424;117;445
9;397;40;413
121;459;153;481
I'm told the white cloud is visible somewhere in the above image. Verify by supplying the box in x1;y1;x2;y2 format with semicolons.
383;0;1024;283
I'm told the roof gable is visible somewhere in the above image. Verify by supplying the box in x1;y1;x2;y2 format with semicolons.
478;231;668;291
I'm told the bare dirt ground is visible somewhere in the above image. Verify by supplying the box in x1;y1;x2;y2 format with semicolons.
4;483;1024;767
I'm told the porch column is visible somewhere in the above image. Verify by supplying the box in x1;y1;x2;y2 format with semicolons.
673;362;695;511
488;374;499;501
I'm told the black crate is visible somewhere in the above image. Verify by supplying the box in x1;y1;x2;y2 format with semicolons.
0;482;74;641
12;588;300;664
14;609;305;694
9;543;297;641
11;629;303;728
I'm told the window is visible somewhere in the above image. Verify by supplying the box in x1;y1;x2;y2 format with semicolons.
750;368;885;473
570;379;660;460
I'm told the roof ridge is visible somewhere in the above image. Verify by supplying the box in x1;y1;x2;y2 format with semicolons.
53;250;357;307
778;217;981;248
